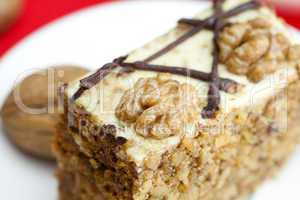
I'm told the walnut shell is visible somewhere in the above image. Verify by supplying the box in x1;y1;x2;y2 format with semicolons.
0;66;89;159
0;0;23;33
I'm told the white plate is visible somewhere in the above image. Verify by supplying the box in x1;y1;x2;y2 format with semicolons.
0;1;300;200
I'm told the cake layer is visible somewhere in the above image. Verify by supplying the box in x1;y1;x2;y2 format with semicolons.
55;0;300;199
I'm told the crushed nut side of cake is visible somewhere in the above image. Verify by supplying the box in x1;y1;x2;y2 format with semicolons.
54;80;300;200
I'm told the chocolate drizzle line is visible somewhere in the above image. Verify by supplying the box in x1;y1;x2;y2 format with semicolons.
201;0;224;118
120;62;241;94
179;18;231;31
72;0;261;119
72;57;127;101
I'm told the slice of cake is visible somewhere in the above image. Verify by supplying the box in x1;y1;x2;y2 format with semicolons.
53;0;300;199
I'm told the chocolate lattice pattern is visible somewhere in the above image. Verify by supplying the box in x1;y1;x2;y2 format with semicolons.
72;0;261;118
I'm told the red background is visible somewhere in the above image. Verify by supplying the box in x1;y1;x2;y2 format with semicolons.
0;0;114;57
0;0;299;57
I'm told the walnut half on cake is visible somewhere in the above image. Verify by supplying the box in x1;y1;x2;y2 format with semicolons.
53;0;300;200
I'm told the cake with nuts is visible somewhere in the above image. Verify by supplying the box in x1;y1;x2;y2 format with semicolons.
53;0;300;199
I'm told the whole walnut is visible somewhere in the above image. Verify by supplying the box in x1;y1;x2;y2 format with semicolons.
0;66;89;159
116;74;201;139
219;18;297;82
0;0;23;33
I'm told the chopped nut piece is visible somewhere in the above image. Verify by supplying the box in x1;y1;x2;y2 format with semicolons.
226;34;270;75
219;23;251;62
288;45;300;61
144;153;162;170
247;60;279;82
264;34;290;61
248;17;272;29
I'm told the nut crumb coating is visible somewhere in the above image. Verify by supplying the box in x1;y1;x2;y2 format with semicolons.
55;79;300;200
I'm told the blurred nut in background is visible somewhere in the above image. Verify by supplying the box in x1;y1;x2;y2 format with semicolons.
0;0;23;33
0;66;89;160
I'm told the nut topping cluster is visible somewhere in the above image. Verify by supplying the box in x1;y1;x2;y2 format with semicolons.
219;18;300;82
116;74;201;139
